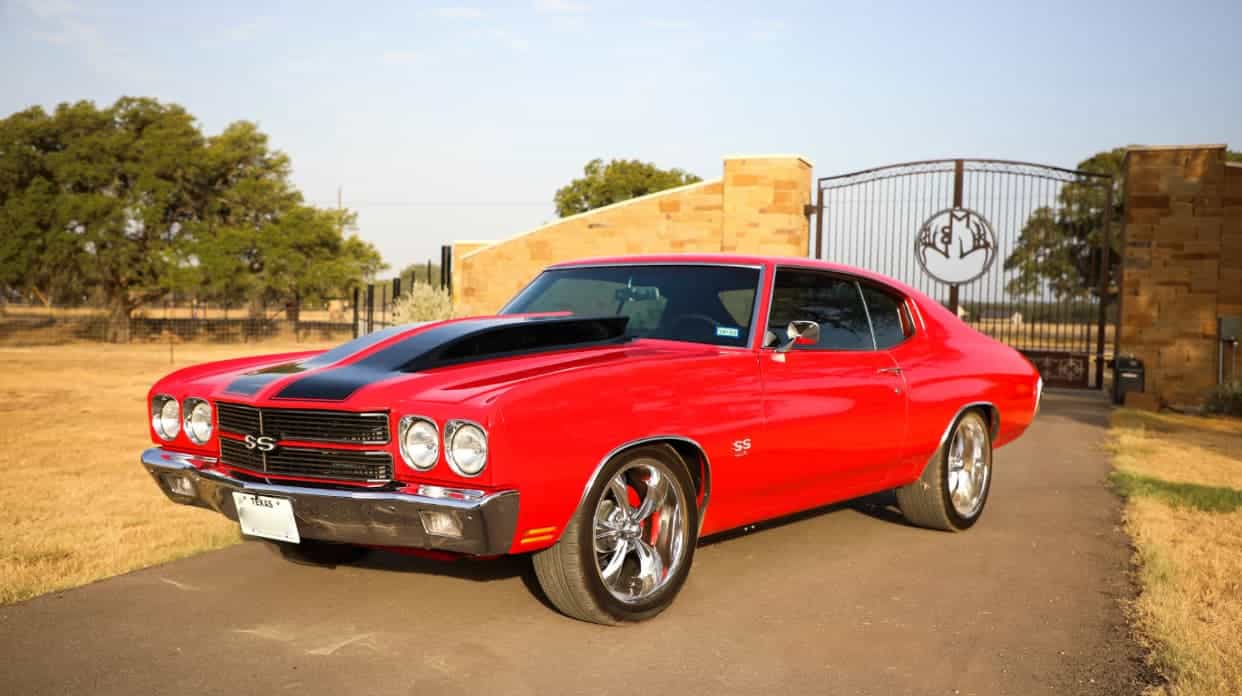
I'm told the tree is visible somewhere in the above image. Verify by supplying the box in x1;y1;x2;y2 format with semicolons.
0;98;385;332
254;207;384;320
554;158;701;217
0;98;208;331
1003;147;1241;302
186;121;384;318
400;261;442;286
0;105;97;306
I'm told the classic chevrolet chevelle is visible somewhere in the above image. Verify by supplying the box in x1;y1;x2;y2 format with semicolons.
142;254;1041;624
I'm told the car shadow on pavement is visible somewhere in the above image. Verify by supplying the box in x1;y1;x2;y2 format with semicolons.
698;491;906;548
349;546;561;611
354;548;527;580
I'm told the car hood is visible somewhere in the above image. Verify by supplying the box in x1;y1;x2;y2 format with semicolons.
161;315;721;410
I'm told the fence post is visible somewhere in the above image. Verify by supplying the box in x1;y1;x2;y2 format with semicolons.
366;284;375;334
352;287;360;338
440;245;453;295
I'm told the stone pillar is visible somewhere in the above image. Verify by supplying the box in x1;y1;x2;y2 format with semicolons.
450;241;491;299
1222;164;1242;320
721;156;813;256
1119;145;1229;405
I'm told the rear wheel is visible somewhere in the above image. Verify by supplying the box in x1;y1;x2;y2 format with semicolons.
532;445;698;625
266;539;371;566
896;410;993;531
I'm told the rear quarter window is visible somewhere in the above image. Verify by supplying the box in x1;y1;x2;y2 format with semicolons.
860;285;915;349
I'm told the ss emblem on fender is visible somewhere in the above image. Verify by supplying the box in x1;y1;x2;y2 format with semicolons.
732;438;752;457
243;434;277;452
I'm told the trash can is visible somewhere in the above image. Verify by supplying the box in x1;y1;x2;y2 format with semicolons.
1112;356;1145;405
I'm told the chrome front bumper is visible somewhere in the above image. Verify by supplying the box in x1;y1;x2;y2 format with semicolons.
141;447;519;555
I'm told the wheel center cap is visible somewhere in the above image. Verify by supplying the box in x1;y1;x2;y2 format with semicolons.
621;522;641;540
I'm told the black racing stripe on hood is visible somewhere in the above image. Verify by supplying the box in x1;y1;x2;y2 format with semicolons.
272;316;629;402
222;324;410;396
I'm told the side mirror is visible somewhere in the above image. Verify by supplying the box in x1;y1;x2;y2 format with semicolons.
776;320;820;353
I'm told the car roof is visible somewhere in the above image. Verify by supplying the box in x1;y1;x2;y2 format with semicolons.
547;253;922;296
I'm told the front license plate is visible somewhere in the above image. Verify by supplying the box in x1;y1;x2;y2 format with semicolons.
232;493;300;543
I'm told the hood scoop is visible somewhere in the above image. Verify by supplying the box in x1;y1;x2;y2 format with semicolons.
405;315;629;372
271;316;629;402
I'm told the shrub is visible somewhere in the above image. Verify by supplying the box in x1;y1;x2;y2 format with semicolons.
390;283;453;324
1205;380;1242;417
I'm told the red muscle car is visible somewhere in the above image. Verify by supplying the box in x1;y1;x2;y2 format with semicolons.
142;254;1042;624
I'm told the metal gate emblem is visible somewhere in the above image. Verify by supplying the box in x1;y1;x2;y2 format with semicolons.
915;207;996;286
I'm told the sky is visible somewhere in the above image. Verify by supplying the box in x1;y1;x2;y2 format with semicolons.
2;0;1240;274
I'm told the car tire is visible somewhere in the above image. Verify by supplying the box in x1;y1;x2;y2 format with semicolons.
532;445;699;625
266;539;371;566
896;409;993;532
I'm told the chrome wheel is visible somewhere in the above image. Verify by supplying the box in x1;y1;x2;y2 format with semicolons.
947;415;991;519
592;458;690;604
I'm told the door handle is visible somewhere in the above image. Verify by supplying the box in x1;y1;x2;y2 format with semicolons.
877;367;903;375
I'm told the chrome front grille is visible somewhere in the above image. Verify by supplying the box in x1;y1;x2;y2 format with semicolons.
218;438;393;483
216;402;260;436
215;402;389;444
265;448;393;481
214;401;393;483
219;437;264;471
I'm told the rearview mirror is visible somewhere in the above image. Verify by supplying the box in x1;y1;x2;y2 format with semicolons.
775;320;820;353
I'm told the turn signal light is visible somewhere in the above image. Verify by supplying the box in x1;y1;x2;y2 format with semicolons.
419;510;463;539
162;474;196;498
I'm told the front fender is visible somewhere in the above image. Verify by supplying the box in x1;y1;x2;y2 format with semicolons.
491;350;760;552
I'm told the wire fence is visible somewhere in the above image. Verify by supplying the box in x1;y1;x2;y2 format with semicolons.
0;302;356;346
1;250;454;346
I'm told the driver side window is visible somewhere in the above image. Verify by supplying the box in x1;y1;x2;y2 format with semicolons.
768;268;872;350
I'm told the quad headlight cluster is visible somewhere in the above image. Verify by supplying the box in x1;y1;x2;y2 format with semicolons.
399;416;488;477
152;395;214;444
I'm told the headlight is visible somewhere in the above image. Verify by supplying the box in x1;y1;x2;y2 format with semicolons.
445;420;488;477
183;398;213;444
152;395;180;441
399;416;439;471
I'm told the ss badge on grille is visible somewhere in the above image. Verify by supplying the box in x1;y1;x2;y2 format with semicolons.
243;434;277;452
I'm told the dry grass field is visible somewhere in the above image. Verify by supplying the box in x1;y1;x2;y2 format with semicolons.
0;340;334;605
1108;409;1242;696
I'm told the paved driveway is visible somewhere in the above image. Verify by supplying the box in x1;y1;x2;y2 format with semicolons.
0;391;1147;695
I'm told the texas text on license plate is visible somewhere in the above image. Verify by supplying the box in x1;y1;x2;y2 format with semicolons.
232;492;300;543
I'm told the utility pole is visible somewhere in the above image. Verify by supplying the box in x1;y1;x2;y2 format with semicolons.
337;185;343;233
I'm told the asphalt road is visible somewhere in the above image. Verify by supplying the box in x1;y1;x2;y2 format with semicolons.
0;391;1148;695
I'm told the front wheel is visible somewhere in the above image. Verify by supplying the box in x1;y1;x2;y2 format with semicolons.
896;409;993;531
532;445;698;625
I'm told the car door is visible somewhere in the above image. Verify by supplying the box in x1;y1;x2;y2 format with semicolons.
857;282;919;485
758;267;909;515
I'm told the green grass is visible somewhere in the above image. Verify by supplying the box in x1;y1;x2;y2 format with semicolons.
1111;470;1242;513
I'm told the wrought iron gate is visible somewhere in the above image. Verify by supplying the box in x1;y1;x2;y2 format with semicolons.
814;159;1116;389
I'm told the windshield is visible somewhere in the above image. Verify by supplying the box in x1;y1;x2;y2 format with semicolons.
501;264;760;347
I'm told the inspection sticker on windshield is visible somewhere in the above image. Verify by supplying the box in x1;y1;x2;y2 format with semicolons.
715;327;740;338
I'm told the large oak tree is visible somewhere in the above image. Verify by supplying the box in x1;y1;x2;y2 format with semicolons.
0;98;384;333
